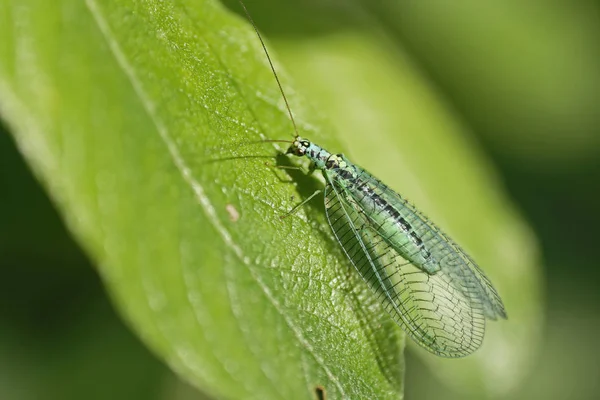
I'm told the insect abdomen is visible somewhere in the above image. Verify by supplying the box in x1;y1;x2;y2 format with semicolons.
335;169;437;273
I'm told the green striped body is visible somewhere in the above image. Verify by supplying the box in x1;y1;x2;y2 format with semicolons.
286;136;507;357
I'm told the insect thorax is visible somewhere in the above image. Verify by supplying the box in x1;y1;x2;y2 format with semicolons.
305;143;331;170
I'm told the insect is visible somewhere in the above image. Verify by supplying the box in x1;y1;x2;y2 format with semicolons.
238;1;507;357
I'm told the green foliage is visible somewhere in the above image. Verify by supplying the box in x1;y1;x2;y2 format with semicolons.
0;0;542;399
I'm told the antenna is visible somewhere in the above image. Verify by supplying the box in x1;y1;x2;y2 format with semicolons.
238;0;299;138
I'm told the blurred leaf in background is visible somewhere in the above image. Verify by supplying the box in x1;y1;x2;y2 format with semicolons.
1;0;598;399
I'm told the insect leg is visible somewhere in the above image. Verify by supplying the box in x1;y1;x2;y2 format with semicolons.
280;189;323;219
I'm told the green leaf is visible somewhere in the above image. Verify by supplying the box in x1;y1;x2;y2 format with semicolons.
0;0;543;399
0;0;403;399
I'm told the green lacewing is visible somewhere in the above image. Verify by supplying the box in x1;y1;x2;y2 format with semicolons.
237;1;506;357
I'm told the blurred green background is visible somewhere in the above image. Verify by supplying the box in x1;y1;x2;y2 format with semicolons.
1;0;599;399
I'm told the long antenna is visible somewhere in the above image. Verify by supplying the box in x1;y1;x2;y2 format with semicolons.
238;0;299;138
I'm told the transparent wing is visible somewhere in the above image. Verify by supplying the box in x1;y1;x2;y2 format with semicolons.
324;177;487;357
346;160;507;321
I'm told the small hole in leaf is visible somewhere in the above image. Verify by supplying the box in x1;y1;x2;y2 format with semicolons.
315;385;326;400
